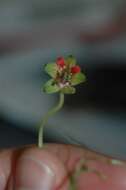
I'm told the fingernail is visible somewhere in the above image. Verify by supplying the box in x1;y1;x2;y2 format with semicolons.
15;156;55;190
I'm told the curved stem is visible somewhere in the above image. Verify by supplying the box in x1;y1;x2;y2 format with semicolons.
38;92;64;148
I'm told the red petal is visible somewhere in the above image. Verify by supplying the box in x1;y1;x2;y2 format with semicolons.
56;57;65;68
71;66;81;74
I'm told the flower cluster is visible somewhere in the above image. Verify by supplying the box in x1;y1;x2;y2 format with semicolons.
43;55;86;94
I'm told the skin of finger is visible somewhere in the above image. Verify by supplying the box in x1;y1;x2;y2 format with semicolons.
0;149;15;190
17;144;126;190
0;145;96;190
15;147;68;189
0;146;69;190
0;144;125;190
76;160;126;190
44;144;126;190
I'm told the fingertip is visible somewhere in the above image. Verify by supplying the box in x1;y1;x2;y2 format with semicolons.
15;147;67;190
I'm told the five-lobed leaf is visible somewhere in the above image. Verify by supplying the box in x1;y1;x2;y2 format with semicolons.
43;56;86;94
71;72;86;86
43;79;60;94
44;63;58;78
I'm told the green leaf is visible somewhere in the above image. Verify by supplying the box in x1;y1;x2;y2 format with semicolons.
61;86;76;94
43;79;60;94
71;72;86;86
65;55;76;66
44;63;58;78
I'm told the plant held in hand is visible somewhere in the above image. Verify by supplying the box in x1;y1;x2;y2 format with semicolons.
38;55;86;148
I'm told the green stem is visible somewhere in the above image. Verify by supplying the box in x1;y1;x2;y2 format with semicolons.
69;174;77;190
38;92;64;148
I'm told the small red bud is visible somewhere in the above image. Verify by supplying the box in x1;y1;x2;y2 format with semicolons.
56;57;65;68
71;66;81;74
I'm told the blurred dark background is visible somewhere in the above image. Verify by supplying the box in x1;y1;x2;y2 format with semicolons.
0;0;126;159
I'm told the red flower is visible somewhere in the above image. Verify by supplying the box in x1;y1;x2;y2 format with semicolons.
71;66;81;74
56;57;65;68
